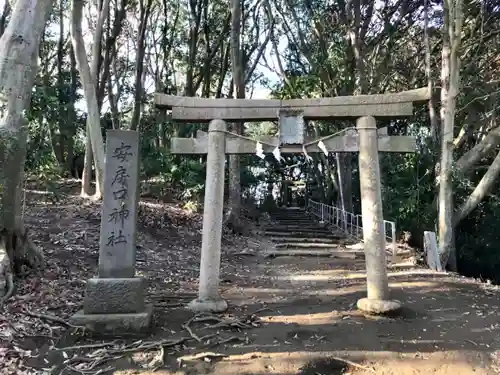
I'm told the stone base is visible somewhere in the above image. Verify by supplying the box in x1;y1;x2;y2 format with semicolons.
70;304;153;334
187;297;228;313
357;298;402;315
84;277;145;314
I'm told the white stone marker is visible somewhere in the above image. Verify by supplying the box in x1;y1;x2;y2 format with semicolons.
98;130;140;278
71;130;153;332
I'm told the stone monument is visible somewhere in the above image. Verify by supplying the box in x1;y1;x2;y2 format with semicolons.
70;130;153;332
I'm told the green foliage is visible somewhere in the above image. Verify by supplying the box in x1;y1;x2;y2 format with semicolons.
381;151;434;235
32;160;64;199
170;159;206;191
140;144;173;178
25;124;57;171
456;197;500;283
13;0;500;285
140;139;206;200
183;200;200;213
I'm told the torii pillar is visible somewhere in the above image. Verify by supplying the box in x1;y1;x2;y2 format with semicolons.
356;116;401;314
187;119;228;312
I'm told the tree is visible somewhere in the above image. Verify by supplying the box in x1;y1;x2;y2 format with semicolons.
0;0;54;300
130;0;154;131
226;0;244;228
438;0;464;270
71;0;107;198
225;0;272;230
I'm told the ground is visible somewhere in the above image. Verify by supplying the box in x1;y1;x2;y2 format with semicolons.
1;180;500;375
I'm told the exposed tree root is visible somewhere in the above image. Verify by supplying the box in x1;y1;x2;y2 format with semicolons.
0;241;14;308
21;308;80;328
0;226;44;306
0;275;14;307
0;234;14;307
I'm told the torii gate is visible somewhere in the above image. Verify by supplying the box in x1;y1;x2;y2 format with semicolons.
154;87;430;315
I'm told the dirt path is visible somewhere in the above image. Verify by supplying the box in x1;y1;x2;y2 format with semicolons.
1;185;500;375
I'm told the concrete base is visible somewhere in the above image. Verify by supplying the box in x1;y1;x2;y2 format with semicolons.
70;304;153;333
357;298;402;315
187;297;228;313
83;277;145;314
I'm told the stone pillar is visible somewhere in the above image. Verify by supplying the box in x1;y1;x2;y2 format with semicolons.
355;116;401;315
188;120;228;313
71;130;153;332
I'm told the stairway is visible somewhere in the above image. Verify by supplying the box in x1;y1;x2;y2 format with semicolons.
263;207;365;260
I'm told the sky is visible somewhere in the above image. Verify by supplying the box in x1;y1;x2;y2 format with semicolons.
0;0;280;115
1;0;436;110
81;4;281;112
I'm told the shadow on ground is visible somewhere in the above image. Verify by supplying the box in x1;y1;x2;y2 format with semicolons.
2;184;500;375
34;259;500;375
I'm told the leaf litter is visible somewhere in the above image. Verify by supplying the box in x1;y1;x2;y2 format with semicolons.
0;180;266;375
3;180;500;375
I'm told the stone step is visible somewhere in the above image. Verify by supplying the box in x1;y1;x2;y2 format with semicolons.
271;219;314;223
268;225;331;230
265;231;343;239
271;216;317;223
264;249;363;259
273;207;306;214
270;214;310;219
275;246;352;253
272;210;307;213
265;228;337;235
275;242;342;249
267;223;332;229
269;236;344;243
271;219;323;223
266;232;340;239
271;211;308;215
270;211;311;219
272;222;321;226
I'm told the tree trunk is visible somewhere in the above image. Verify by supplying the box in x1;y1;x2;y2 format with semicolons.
0;0;52;300
71;0;107;198
338;153;353;212
335;152;347;227
438;0;463;271
130;0;153;131
452;107;499;226
453;148;500;226
455;124;500;177
81;129;93;195
66;45;79;175
225;0;245;232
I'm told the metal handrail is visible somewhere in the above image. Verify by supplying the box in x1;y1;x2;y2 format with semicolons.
307;199;397;258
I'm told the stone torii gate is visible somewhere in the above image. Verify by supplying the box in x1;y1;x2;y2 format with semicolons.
155;87;430;315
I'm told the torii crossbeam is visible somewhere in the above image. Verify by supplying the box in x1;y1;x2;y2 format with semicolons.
154;87;428;121
169;127;416;154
